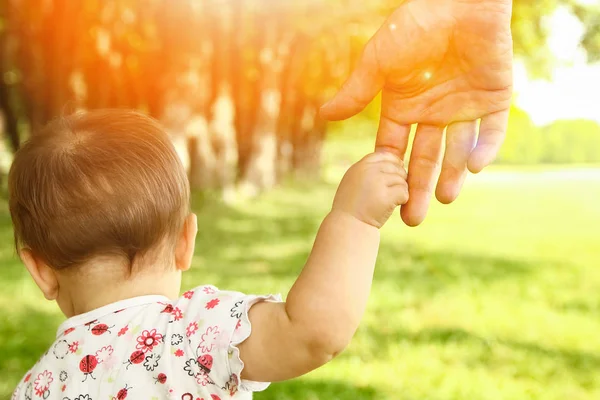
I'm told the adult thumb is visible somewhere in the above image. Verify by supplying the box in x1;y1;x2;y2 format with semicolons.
320;41;385;121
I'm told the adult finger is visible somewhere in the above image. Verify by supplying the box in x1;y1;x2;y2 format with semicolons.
401;124;444;227
375;109;412;161
435;120;477;204
319;40;385;121
468;109;510;173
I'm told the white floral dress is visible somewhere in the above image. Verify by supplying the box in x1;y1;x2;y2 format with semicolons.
12;286;281;400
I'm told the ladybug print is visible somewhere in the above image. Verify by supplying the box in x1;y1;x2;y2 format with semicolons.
161;304;174;314
79;355;98;382
198;354;213;374
83;319;98;330
114;384;132;400
123;350;145;370
91;323;114;336
12;286;270;400
223;374;239;396
154;373;167;384
63;327;76;336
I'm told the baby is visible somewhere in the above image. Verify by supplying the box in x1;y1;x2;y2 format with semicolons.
10;109;408;400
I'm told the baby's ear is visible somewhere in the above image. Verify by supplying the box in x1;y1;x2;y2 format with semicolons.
175;213;198;272
20;249;59;300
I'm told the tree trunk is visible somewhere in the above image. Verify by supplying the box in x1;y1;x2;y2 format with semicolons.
208;4;238;195
0;10;20;152
239;24;287;196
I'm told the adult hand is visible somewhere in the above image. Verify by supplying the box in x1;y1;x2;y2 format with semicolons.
320;0;513;226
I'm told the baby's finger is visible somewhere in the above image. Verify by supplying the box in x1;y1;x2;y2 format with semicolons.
378;161;408;178
363;151;404;166
385;175;407;188
389;182;409;205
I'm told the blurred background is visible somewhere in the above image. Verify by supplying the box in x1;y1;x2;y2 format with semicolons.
0;0;599;399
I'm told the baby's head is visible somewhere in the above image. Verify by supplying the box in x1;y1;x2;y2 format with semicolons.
9;109;197;316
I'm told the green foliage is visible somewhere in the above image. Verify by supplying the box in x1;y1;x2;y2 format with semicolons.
498;106;600;164
570;1;600;63
1;153;600;398
541;119;600;163
496;106;547;164
511;0;599;77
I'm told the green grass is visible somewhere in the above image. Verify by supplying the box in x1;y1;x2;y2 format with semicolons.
1;141;599;399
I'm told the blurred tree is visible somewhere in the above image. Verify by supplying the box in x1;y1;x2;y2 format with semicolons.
541;119;600;163
497;106;600;164
0;0;599;193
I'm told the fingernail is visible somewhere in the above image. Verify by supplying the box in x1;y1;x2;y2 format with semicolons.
320;99;333;110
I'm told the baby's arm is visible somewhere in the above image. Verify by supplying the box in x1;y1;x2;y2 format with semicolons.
238;152;408;382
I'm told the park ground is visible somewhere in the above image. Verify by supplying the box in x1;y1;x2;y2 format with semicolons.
1;137;599;400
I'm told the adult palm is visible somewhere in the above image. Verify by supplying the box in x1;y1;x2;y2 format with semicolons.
321;0;514;226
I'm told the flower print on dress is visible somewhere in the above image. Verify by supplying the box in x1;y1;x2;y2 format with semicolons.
205;298;220;310
136;329;163;353
117;326;129;337
195;370;214;386
53;340;69;359
95;345;114;363
34;370;53;398
183;358;201;377
186;322;199;337
230;300;244;319
24;383;33;400
171;333;183;346
59;371;68;382
174;349;184;357
183;290;195;299
68;341;79;354
144;353;161;372
74;395;93;400
198;326;221;353
171;307;183;322
202;286;216;295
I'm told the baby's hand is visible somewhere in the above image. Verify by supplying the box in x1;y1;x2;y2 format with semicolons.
332;152;408;228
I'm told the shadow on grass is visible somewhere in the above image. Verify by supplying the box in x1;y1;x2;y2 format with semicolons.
254;379;379;400
187;192;540;295
359;325;600;386
0;189;557;398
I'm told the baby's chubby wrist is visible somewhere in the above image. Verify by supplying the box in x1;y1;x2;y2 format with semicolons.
326;209;382;234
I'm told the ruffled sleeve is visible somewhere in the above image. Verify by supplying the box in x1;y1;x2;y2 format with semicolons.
227;294;283;393
178;286;282;395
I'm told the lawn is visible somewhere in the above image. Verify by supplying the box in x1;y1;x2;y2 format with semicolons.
1;139;599;399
